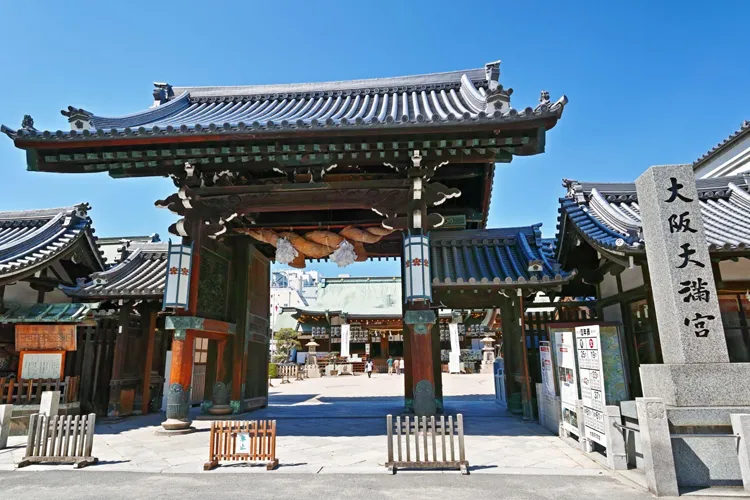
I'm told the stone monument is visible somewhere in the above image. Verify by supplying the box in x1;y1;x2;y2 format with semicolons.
635;164;750;494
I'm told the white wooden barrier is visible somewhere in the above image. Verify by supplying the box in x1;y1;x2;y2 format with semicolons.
386;414;469;474
19;413;97;468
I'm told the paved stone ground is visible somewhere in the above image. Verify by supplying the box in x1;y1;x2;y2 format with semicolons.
0;374;605;476
0;472;658;500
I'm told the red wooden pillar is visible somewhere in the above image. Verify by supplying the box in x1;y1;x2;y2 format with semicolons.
169;332;195;391
403;303;438;416
162;330;195;430
216;338;227;382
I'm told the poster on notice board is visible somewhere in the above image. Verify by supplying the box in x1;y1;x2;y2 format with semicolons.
555;331;579;436
575;325;607;447
539;341;555;397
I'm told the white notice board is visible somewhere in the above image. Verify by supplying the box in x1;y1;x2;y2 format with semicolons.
555;331;579;436
20;352;64;379
575;325;606;447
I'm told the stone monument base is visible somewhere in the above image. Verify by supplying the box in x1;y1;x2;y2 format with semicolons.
640;363;750;406
306;365;321;378
156;418;196;435
208;405;232;416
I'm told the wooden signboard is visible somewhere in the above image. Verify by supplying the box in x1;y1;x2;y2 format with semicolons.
15;324;77;351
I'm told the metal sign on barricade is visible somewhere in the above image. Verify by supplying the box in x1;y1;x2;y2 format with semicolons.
204;420;278;470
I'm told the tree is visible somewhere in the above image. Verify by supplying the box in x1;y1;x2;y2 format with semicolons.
272;328;301;364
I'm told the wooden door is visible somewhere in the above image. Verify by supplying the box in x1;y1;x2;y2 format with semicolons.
190;337;208;404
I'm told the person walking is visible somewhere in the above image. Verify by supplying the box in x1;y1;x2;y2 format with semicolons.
387;356;394;375
393;357;400;376
400;358;405;375
365;358;374;378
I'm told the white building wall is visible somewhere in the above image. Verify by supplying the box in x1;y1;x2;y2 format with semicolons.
694;129;750;179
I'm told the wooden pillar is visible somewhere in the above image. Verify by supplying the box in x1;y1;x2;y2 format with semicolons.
518;292;533;419
107;301;132;417
216;338;227;382
168;332;195;391
403;303;438;416
162;329;195;429
140;305;157;415
230;238;250;404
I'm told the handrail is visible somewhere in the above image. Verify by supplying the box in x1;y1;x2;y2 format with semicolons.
670;433;738;439
613;421;640;433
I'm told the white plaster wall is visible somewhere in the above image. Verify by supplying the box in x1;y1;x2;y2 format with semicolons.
694;133;750;179
3;282;39;303
620;265;645;292
44;288;72;304
600;272;619;298
602;303;623;323
719;257;750;282
3;282;73;304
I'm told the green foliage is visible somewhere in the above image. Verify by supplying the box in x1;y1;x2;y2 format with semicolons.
273;328;301;364
268;362;278;379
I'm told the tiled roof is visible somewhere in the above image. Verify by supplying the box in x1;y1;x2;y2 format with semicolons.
0;204;105;284
693;120;750;169
557;174;750;255
2;61;566;142
0;302;99;323
273;309;299;332
295;276;402;318
430;226;573;287
62;242;167;299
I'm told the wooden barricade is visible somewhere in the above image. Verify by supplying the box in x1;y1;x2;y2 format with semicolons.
0;376;80;405
386;414;469;474
278;364;297;384
19;413;97;468
204;420;279;471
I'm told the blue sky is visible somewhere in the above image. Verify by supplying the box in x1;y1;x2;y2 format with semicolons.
1;1;748;277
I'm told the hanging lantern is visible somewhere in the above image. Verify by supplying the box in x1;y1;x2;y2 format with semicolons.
403;232;432;303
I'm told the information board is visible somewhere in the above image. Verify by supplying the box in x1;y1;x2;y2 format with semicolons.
575;325;606;447
539;341;556;397
20;352;64;379
555;331;579;435
15;324;77;351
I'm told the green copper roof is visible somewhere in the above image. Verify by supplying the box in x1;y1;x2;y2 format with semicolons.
297;276;402;318
0;302;100;323
273;309;299;332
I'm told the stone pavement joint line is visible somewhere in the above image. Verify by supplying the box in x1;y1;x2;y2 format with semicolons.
0;374;605;475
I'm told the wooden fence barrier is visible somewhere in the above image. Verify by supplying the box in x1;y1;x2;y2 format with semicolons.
278;364;298;384
19;413;97;468
204;420;279;471
0;377;80;405
386;414;469;474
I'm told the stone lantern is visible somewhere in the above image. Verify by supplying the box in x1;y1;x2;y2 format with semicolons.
305;340;321;378
480;335;495;374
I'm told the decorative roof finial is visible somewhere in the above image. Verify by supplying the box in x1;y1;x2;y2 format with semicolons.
539;90;550;103
152;82;174;107
21;115;34;130
484;60;501;91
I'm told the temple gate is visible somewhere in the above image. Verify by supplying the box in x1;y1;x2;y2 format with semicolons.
2;59;567;425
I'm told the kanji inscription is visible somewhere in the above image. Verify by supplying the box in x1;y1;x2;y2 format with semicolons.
635;164;729;364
